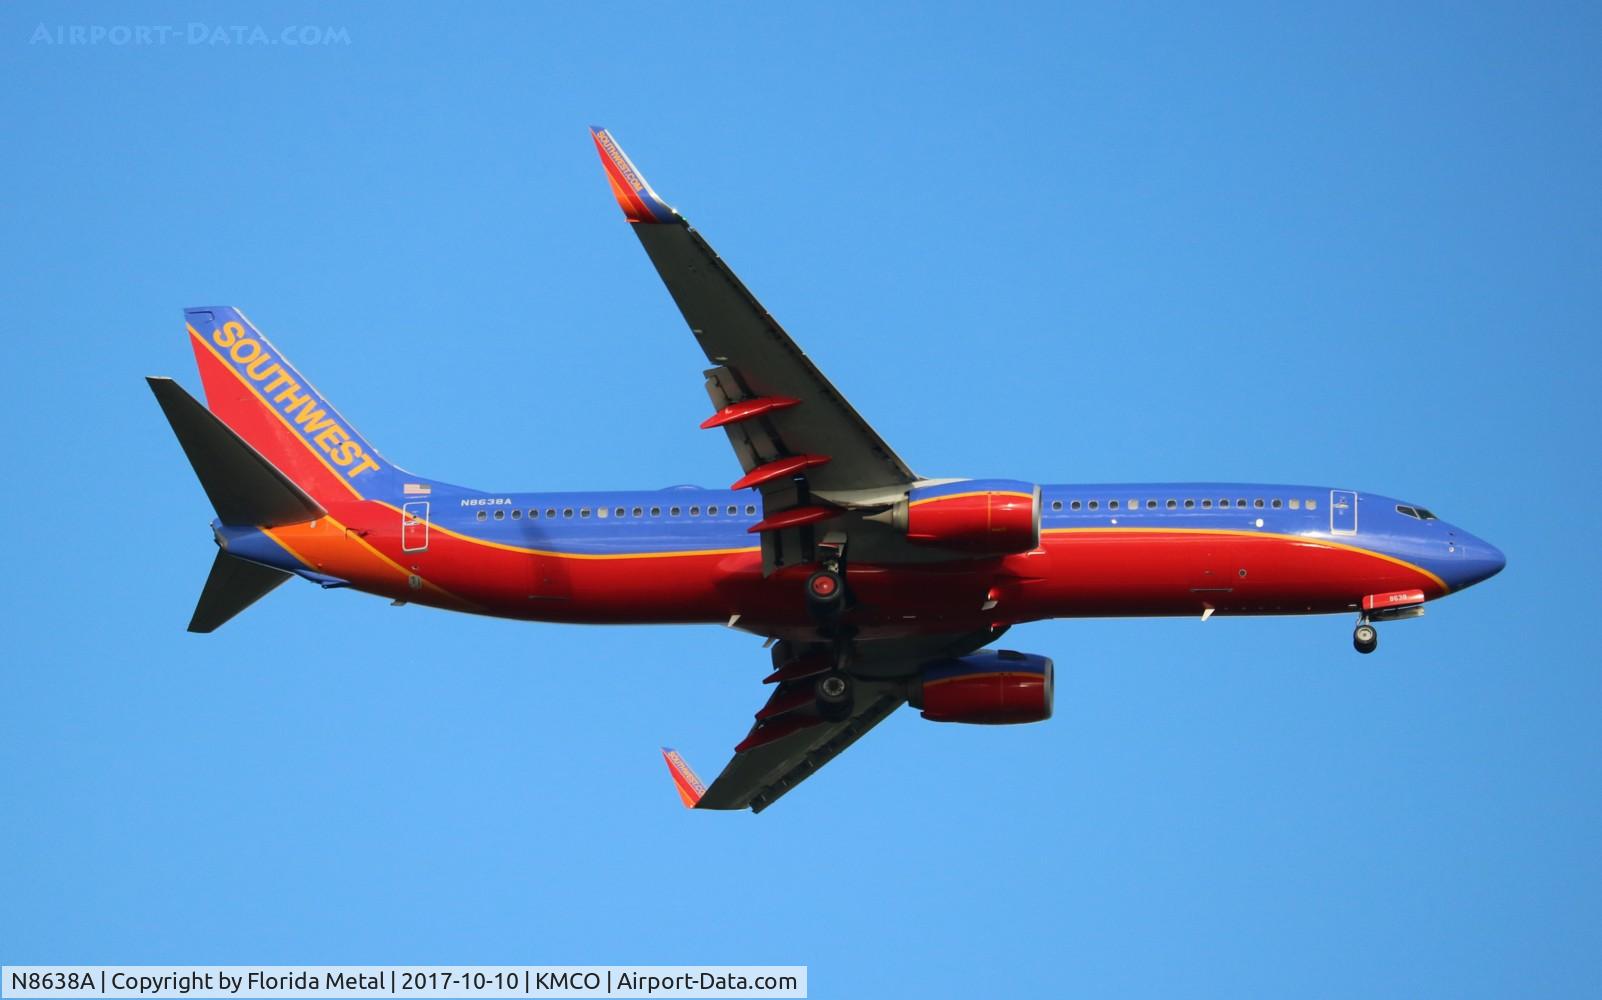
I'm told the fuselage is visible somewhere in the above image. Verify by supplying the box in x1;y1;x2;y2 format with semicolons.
219;478;1505;642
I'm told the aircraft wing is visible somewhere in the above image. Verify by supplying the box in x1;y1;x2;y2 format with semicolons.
590;128;919;566
662;631;999;812
668;675;907;814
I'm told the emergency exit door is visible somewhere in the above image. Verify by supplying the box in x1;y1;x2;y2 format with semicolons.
402;501;429;552
1330;490;1357;535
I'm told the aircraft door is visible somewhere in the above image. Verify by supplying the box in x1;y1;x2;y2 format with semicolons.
402;501;429;552
1330;490;1357;535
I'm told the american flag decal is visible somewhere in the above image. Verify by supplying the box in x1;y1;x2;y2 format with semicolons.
403;483;431;496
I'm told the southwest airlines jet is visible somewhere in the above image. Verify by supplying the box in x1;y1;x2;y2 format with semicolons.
149;128;1506;813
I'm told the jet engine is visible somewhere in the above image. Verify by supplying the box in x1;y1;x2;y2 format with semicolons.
875;481;1041;555
911;649;1053;724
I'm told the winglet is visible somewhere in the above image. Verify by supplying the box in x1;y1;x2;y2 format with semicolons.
661;747;707;808
590;127;678;223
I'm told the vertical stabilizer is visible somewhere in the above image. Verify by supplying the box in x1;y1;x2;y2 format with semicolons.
183;307;398;505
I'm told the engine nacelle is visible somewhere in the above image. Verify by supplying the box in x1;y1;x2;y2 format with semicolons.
911;650;1053;725
881;480;1041;555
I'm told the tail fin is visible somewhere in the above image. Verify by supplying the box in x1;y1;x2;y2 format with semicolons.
183;307;395;505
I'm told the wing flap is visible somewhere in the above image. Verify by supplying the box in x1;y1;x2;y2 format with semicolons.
698;680;905;812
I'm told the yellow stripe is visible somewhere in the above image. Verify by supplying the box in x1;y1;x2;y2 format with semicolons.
1041;525;1449;591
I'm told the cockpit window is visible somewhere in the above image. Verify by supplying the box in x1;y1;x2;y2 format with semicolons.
1395;504;1431;520
1415;507;1437;520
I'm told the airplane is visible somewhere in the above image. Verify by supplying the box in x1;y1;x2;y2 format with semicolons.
148;127;1506;813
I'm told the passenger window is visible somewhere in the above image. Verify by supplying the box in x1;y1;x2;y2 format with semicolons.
1253;499;1264;508
670;506;681;516
563;508;574;518
707;505;718;516
1307;499;1317;510
1201;499;1212;508
1236;499;1247;508
1166;499;1177;509
1088;500;1099;510
528;509;538;519
1146;499;1157;510
476;510;487;522
689;506;700;516
494;509;505;520
1184;499;1195;508
745;505;756;515
580;508;591;518
727;505;737;515
1070;500;1081;510
1271;499;1282;508
1288;499;1300;510
651;506;661;516
1128;499;1138;510
511;509;521;519
632;506;643;517
1218;499;1229;508
1052;500;1063;511
546;508;557;519
597;507;609;519
1109;499;1120;510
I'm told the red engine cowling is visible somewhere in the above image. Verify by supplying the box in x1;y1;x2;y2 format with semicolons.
885;482;1041;555
912;650;1053;725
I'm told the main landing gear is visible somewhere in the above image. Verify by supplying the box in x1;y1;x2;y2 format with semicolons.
805;534;851;624
806;533;854;720
814;668;854;722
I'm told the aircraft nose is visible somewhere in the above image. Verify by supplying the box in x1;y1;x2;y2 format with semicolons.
1454;533;1506;589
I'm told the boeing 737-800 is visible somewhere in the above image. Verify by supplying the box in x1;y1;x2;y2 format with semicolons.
148;128;1505;812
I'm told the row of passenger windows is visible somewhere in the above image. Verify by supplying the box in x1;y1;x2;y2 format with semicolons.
475;503;758;523
1049;496;1320;513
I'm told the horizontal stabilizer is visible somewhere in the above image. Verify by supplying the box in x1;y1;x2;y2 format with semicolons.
189;550;292;633
147;376;325;526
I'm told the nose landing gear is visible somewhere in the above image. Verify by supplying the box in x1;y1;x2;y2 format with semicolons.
1353;620;1378;655
1350;593;1428;654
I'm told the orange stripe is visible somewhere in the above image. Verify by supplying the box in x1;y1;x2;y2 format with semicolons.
263;513;482;612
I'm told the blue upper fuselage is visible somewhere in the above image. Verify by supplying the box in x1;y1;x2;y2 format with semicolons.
359;479;1504;595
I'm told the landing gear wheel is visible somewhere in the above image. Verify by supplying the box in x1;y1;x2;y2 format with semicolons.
806;569;846;619
1353;623;1378;655
815;671;853;721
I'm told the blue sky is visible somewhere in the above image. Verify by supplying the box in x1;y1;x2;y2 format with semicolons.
2;2;1599;996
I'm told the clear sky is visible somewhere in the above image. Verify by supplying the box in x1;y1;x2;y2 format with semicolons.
2;2;1599;996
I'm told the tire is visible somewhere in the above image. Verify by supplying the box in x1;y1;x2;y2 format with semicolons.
806;569;846;619
1353;624;1378;654
815;671;853;721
